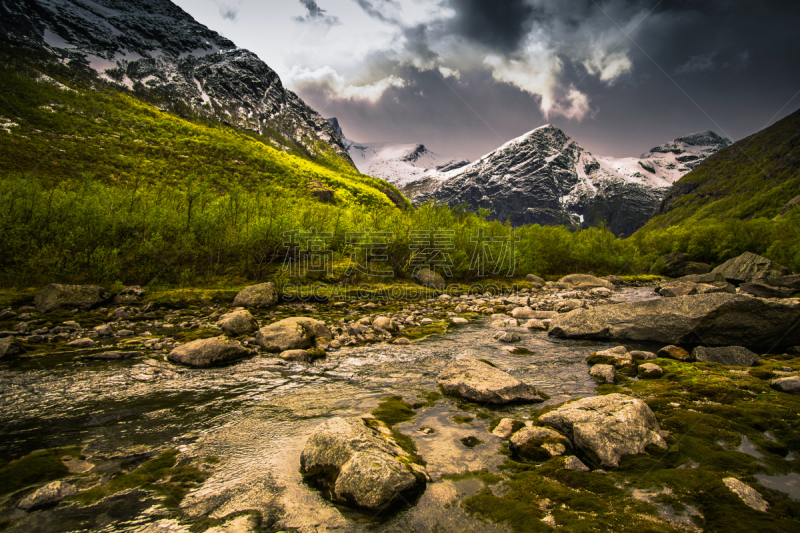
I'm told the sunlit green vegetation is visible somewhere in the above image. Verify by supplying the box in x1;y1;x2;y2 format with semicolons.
1;45;798;289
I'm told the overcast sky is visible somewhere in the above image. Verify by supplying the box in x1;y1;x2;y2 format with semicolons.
172;0;800;159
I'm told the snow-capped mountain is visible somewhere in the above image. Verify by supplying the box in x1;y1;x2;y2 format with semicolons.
416;125;731;237
0;0;352;164
327;118;470;197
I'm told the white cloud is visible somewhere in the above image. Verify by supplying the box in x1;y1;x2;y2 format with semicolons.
583;50;632;83
286;65;405;102
438;66;460;79
484;40;591;120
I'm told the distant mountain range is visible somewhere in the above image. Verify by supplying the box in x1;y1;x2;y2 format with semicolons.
333;118;730;236
0;0;352;164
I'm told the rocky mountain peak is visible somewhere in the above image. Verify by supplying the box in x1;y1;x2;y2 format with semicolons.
0;0;353;165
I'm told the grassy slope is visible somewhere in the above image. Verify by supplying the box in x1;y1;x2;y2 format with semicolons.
0;48;406;210
637;108;800;231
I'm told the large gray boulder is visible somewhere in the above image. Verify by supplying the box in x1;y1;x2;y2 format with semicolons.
217;308;258;335
256;317;331;352
525;274;545;285
538;394;667;468
711;252;790;285
556;274;613;291
549;293;800;349
437;356;544;404
692;346;759;367
300;417;427;510
168;336;253;367
414;268;445;290
232;282;278;308
34;284;109;313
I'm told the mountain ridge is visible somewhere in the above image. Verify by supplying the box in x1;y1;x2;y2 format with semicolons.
0;0;353;166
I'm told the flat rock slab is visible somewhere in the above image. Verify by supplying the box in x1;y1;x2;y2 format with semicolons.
692;346;759;367
84;350;144;360
549;293;800;349
538;393;666;468
712;251;790;284
300;417;427;510
722;477;769;512
438;356;544;404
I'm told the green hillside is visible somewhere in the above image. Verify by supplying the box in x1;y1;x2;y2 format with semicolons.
631;108;800;271
0;47;403;209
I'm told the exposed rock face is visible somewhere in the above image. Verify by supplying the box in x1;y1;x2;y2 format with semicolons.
415;125;729;237
711;252;791;285
299;417;427;510
538;394;667;468
722;478;769;512
17;480;76;510
771;376;800;394
34;284;109;312
168;336;252;367
692;346;759;367
549;293;800;349
414;268;445;290
510;426;572;462
437;356;544;404
232;283;278;308
557;274;613;291
256;317;332;352
217;309;258;335
0;0;353;164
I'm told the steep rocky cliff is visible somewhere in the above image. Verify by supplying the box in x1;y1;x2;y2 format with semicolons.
0;0;353;164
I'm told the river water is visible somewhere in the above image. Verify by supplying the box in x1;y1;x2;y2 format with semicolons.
0;291;666;532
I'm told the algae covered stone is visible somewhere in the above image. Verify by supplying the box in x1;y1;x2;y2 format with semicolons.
510;426;572;462
537;393;666;468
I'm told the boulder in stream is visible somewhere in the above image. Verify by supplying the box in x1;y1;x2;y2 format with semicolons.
414;268;445;290
548;293;800;349
217;308;258;335
232;282;278;308
34;284;109;313
256;317;332;352
17;480;77;510
556;274;613;291
300;417;427;511
168;336;253;367
510;426;572;461
538;393;667;468
437;356;544;404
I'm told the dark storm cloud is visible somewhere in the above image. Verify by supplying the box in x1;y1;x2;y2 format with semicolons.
299;0;800;159
295;0;342;27
444;0;537;54
352;0;402;26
